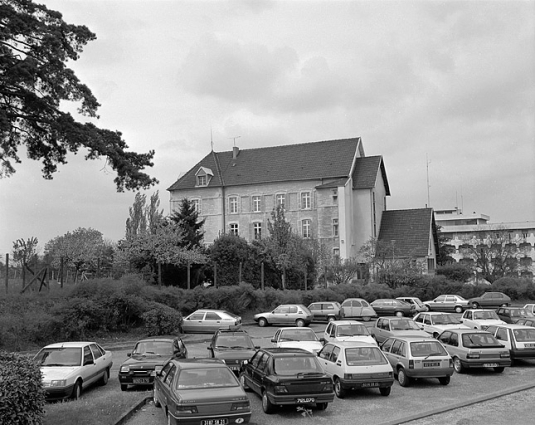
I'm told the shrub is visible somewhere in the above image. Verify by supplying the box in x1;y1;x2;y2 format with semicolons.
142;303;183;336
0;351;45;425
436;264;473;282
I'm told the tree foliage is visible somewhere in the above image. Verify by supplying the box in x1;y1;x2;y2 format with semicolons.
0;0;157;190
12;236;38;266
169;198;205;248
125;191;163;239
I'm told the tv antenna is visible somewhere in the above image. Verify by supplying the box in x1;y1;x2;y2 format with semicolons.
426;154;431;207
229;136;241;147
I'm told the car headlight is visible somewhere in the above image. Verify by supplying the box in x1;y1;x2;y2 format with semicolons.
50;380;67;387
120;366;130;373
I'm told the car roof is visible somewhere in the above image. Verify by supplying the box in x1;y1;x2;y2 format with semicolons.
137;336;180;342
326;341;378;348
492;324;534;330
397;297;420;300
279;327;315;332
329;320;365;325
416;312;454;316
193;309;230;313
43;342;96;348
378;316;414;320
386;336;440;343
343;298;368;301
260;348;315;357
169;358;226;369
215;329;249;334
464;309;496;312
499;307;526;310
446;329;490;334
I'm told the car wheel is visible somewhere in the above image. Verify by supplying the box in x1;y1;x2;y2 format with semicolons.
327;316;336;323
153;389;161;408
296;319;305;327
500;303;509;307
494;367;505;373
395;311;404;318
424;305;431;311
439;376;450;385
453;357;464;374
100;368;109;386
258;317;268;327
316;402;328;410
239;373;250;391
334;377;346;399
397;368;410;387
71;380;82;400
120;384;128;391
472;302;480;309
379;386;391;396
455;306;463;314
262;390;275;414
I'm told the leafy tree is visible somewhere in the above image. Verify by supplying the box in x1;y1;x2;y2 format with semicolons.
0;0;157;190
12;236;38;268
169;198;205;248
436;263;473;282
436;225;455;266
125;191;164;239
208;234;251;286
328;257;363;285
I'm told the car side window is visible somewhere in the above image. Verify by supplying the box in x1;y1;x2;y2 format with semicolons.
250;351;263;368
414;315;422;323
496;328;508;341
438;332;451;345
445;296;455;302
205;312;221;320
89;344;103;360
289;306;298;314
189;313;204;320
164;365;176;386
362;300;370;307
435;296;445;302
325;304;334;310
257;353;269;372
391;340;402;355
319;344;334;360
331;346;341;362
160;361;173;377
353;300;362;307
382;339;394;352
329;325;336;337
83;346;93;365
465;311;472;320
450;333;459;347
424;316;432;325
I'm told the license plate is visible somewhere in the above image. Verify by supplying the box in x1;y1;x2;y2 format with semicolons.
297;398;315;403
133;378;150;384
201;420;228;425
525;343;535;348
361;382;379;387
423;362;440;367
483;363;498;367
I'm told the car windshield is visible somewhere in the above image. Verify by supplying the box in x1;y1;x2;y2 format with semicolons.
390;320;420;331
409;341;448;357
345;347;388;366
473;311;500;320
215;335;254;349
34;347;82;367
336;324;369;337
176;367;239;389
133;341;174;356
462;333;501;348
432;315;461;325
511;309;534;317
513;328;535;342
280;330;317;341
274;356;323;375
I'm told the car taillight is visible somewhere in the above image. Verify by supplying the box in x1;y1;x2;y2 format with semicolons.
231;401;250;411
500;351;510;358
177;405;198;414
467;352;480;359
344;374;353;379
274;385;289;394
409;360;414;369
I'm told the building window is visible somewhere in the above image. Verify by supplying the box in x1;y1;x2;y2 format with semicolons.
197;175;207;186
253;222;262;240
229;223;239;236
191;199;201;214
276;193;285;208
333;218;339;237
302;219;311;238
333;248;340;257
301;192;311;209
332;189;338;204
252;196;261;212
229;196;238;214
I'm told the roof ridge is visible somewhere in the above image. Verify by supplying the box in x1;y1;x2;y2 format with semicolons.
213;137;361;154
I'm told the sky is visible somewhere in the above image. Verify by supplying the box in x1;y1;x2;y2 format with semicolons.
1;0;534;258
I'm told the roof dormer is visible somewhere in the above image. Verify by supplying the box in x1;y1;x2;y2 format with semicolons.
195;166;213;187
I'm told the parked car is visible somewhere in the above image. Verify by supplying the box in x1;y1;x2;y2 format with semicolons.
307;301;344;322
340;298;377;321
460;309;506;330
496;307;535;324
181;309;242;333
254;304;313;327
34;341;113;400
413;312;469;338
271;327;324;354
119;336;187;391
207;329;259;375
370;317;429;344
423;295;469;313
485;324;535;362
239;347;334;414
380;336;454;387
371;299;414;317
396;297;428;313
318;341;394;397
516;318;535;327
524;304;535;314
323;320;377;345
437;329;511;373
468;292;511;309
153;358;251;425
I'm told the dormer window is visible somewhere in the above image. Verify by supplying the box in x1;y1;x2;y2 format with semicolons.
197;175;207;186
195;166;213;187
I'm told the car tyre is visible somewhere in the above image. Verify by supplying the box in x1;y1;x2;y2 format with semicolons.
120;384;128;391
397;368;410;387
379;386;391;396
71;380;82;400
262;390;275;414
453;357;464;373
500;303;509;307
455;306;463;314
439;376;450;385
334;377;346;398
258;317;268;327
327;316;336;323
153;389;161;408
472;302;480;309
494;367;505;373
239;373;250;391
316;402;328;410
296;319;305;327
395;311;404;318
100;368;109;386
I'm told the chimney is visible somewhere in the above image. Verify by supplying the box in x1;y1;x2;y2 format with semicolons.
232;146;239;159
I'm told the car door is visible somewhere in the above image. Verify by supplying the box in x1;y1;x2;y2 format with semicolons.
203;311;224;332
89;344;108;379
413;314;425;330
494;327;512;350
431;296;446;311
245;351;264;394
422;314;434;334
439;331;460;358
318;344;335;374
252;352;270;394
381;338;396;365
272;329;282;348
321;345;343;378
374;319;389;344
444;296;458;312
81;345;98;388
184;312;205;333
271;306;289;324
324;323;335;342
159;364;177;411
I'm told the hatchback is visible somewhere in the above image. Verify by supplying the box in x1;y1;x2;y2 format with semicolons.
181;309;242;333
323;320;377;345
413;312;469;338
271;327;324;354
318;341;394;397
524;304;535;314
207;329;259;375
468;292;511;309
340;298;377;321
370;317;429;344
254;304;313;327
307;301;344;322
485;324;535;362
381;336;454;387
460;309;506;330
496;307;535;324
371;299;414;317
516;318;535;327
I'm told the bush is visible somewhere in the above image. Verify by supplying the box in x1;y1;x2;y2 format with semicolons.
142;303;183;336
436;264;473;282
0;351;45;425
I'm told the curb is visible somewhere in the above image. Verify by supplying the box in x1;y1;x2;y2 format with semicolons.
115;395;152;425
376;381;535;425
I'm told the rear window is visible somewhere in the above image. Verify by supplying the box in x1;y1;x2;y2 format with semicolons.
336;324;369;337
513;328;535;342
409;341;448;357
176;367;239;389
274;356;323;375
222;311;240;319
345;347;388;366
462;333;501;348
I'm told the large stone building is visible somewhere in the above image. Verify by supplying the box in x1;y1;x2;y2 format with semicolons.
168;137;437;272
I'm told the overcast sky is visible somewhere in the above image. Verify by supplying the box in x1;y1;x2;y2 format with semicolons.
1;0;534;258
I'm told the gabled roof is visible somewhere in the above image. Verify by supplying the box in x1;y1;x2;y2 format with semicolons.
378;208;437;258
168;138;361;191
352;156;391;196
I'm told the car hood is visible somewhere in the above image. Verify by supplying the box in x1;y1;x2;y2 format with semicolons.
41;367;78;381
177;385;247;403
471;319;506;326
391;330;429;338
277;341;323;353
333;336;377;345
213;349;256;361
122;355;170;367
433;324;470;331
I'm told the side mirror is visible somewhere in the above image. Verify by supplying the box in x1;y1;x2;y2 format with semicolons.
127;353;131;357
319;338;326;345
254;346;260;349
271;338;276;343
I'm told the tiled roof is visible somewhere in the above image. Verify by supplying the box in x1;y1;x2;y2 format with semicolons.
167;138;361;191
352;156;391;195
378;208;435;258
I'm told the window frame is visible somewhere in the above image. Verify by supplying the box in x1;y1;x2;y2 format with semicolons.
252;195;262;213
301;191;311;209
228;196;239;214
302;219;312;238
229;223;239;236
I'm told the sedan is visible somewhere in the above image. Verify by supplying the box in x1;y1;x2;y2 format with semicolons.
371;299;414;317
318;341;394;397
381;336;454;387
181;309;242;333
371;317;429;344
254;304;313;327
437;329;511;373
153;358;251;424
468;292;511;309
207;329;259;375
34;341;113;401
524;304;535;314
271;327;324;354
460;309;506;330
485;324;535;362
413;312;469;338
423;295;469;313
496;307;535;324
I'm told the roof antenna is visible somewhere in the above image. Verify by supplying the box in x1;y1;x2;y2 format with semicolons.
229;135;241;147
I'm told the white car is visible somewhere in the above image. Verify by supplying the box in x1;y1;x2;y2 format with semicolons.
484;324;535;362
33;341;113;400
271;327;324;354
324;320;377;345
413;312;469;338
524;304;535;315
460;309;506;330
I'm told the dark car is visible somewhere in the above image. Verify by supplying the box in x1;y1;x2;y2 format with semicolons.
119;336;187;391
239;348;334;414
516;318;535;327
468;292;511;309
496;307;535;324
207;329;259;375
371;299;414;317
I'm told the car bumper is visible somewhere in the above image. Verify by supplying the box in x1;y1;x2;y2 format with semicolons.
511;348;535;359
169;411;251;425
460;359;511;369
118;374;155;386
340;377;394;390
268;392;334;406
44;384;75;401
406;367;454;378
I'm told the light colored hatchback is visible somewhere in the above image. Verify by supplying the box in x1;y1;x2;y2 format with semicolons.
181;309;242;333
380;336;454;387
317;341;394;398
340;298;377;321
413;312;469;338
254;304;313;327
271;327;324;354
485;324;535;363
324;320;377;345
460;309;506;330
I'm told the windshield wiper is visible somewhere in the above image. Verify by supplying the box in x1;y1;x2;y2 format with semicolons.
423;353;442;359
466;335;483;347
215;345;230;349
230;346;248;349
